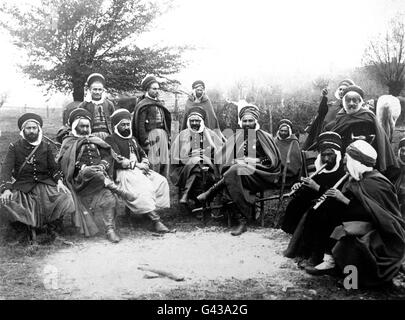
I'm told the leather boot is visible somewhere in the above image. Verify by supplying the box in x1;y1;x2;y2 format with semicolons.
196;178;225;203
103;208;121;243
104;178;136;202
180;175;197;204
153;220;170;233
231;220;247;236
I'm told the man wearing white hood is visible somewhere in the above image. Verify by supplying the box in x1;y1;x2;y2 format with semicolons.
105;109;171;233
0;113;75;241
171;106;224;206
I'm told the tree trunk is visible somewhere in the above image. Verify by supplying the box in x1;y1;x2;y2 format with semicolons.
72;79;85;102
388;80;405;96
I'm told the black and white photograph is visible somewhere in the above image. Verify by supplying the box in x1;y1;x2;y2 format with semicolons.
0;0;405;306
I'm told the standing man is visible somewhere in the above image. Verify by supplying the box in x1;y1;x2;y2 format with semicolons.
171;106;223;206
181;80;223;139
0;113;75;240
132;75;171;178
78;73;116;140
197;103;281;236
394;137;405;218
274;119;302;184
58;108;135;243
105;109;171;233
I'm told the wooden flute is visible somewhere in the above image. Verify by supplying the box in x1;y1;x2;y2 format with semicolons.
312;172;350;210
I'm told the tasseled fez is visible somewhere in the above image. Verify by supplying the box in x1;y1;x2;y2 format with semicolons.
111;109;131;127
316;131;342;152
239;104;260;120
141;75;158;91
192;80;205;89
18;113;43;130
86;73;106;87
342;85;365;99
346;140;377;167
68;108;92;126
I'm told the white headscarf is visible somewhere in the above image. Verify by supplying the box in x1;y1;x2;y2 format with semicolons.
114;119;133;139
345;153;373;181
72;118;91;137
187;114;205;133
20;120;43;146
345;140;377;181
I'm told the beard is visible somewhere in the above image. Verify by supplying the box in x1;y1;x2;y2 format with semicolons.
119;128;131;137
76;130;89;137
279;132;289;139
24;132;39;142
190;124;201;131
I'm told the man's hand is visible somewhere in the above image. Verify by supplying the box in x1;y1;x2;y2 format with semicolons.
57;180;69;194
321;88;328;97
291;182;302;191
0;190;13;205
137;162;150;175
324;188;350;205
120;159;131;169
301;177;320;192
244;157;260;164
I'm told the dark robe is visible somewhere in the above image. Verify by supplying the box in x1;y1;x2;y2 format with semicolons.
131;96;171;150
275;134;302;184
281;163;346;235
181;95;221;133
331;170;405;287
303;96;329;150
393;161;405;219
57;134;117;236
329;108;398;173
215;129;281;217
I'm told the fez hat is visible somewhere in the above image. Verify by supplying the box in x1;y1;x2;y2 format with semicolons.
111;109;131;127
316;131;342;151
141;75;158;91
192;80;205;89
86;73;106;87
68;108;92;126
18;113;43;130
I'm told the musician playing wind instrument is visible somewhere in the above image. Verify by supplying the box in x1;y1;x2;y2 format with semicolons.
304;140;405;287
281;132;346;236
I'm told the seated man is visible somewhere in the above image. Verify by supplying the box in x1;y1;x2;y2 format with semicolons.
274;119;302;185
0;113;75;240
304;140;405;287
394;137;405;218
197;103;281;236
281;132;345;235
105;109;171;233
328;85;397;174
58;108;135;243
171;106;224;206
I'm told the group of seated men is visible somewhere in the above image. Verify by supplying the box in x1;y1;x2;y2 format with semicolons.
1;72;405;288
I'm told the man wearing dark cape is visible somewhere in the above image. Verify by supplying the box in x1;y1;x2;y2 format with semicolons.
180;80;224;140
304;140;405;287
197;103;281;236
58;108;135;243
274;119;302;184
171;106;223;206
131;75;171;178
327;85;398;174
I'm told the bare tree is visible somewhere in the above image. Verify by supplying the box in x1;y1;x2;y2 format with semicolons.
363;14;405;96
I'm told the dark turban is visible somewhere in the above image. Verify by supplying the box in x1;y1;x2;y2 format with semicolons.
68;108;92;126
239;104;260;120
18;113;43;130
86;73;106;87
187;106;206;121
316;131;342;152
111;109;131;127
192;80;205;89
342;85;365;99
141;75;158;91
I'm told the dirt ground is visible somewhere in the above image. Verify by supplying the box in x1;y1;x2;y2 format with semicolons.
1;108;405;300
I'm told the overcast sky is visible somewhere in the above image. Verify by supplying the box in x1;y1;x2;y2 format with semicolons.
0;0;404;105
